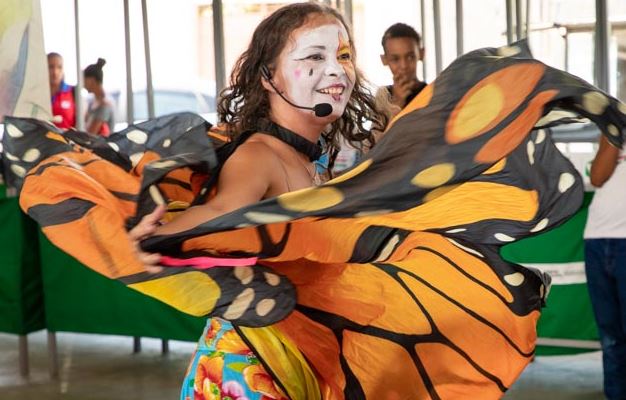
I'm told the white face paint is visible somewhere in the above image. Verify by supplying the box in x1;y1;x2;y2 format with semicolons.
274;22;356;119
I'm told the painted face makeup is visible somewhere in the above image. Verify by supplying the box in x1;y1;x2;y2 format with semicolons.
275;21;356;118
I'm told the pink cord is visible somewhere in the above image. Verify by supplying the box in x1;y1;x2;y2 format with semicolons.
159;255;258;269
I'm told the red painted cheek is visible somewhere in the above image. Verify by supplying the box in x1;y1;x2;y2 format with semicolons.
294;69;301;79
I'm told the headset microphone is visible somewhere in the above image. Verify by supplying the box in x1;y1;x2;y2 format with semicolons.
261;66;333;118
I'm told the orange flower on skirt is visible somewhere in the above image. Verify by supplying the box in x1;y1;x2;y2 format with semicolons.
243;364;288;400
204;319;222;346
216;330;253;355
194;354;224;399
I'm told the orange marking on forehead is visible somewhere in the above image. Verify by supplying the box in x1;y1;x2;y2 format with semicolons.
336;30;355;82
337;31;351;52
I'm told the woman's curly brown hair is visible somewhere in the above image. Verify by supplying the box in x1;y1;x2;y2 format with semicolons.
217;2;387;172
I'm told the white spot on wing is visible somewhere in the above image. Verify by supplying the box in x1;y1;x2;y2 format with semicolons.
530;218;549;233
22;149;41;162
223;288;255;320
535;129;546;144
244;211;292;224
446;238;484;258
11;164;26;177
5;152;19;161
374;234;400;262
234;267;254;284
6;124;24;138
582;91;609;115
527;141;535;165
264;272;280;286
504;272;525;286
129;152;144;167
558;173;575;193
498;45;521;57
149;185;165;206
256;298;276;317
495;233;515;242
126;129;148;144
150;160;178;169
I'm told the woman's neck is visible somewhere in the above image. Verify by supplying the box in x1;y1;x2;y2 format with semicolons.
50;82;61;96
93;86;105;100
269;109;325;144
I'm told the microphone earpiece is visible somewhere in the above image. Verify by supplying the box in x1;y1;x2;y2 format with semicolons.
261;65;272;80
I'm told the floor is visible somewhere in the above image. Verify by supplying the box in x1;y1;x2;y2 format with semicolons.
0;331;605;399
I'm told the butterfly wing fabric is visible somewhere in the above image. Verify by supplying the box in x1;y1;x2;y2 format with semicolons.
2;113;297;324
3;42;625;399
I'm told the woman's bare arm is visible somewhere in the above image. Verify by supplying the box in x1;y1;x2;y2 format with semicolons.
153;140;278;235
590;135;620;188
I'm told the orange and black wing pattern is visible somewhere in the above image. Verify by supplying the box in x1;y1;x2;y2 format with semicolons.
3;42;625;399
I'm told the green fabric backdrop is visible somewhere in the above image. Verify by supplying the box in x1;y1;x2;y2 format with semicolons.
502;192;598;355
39;233;206;341
0;189;45;335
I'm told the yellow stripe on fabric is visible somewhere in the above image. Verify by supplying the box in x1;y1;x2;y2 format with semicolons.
128;271;220;316
239;325;321;400
278;187;344;212
355;181;539;231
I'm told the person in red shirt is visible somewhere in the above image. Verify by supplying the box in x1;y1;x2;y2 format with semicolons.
48;52;76;130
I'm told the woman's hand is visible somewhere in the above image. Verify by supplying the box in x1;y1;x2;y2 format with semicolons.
128;205;167;273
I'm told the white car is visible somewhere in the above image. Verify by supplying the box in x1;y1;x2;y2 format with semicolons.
111;88;217;130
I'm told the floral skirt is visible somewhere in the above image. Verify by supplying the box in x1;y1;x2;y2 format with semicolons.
180;318;289;400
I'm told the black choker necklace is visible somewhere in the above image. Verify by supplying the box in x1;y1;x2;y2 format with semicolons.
258;120;323;162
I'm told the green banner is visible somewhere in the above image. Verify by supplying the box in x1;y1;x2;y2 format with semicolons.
502;192;598;355
0;194;45;334
39;233;205;341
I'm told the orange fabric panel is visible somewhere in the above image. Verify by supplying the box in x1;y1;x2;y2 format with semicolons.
181;218;368;263
475;90;559;163
391;232;515;302
415;343;508;399
271;260;432;336
343;331;432;400
20;152;143;278
277;311;346;399
399;271;538;380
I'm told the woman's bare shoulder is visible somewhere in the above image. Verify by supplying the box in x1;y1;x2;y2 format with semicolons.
225;133;282;169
